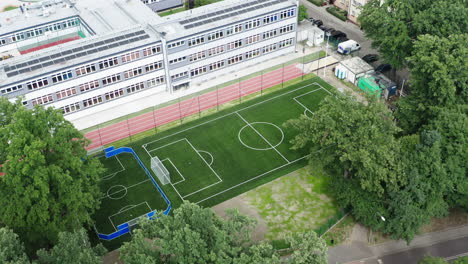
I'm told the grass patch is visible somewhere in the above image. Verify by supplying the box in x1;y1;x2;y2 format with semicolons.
244;164;340;241
307;0;325;6
326;6;348;21
3;6;18;12
158;6;185;17
322;215;355;246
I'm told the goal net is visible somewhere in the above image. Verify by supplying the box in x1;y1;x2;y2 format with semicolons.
150;156;170;185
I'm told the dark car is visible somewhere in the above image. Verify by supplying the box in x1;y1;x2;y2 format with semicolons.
324;27;335;33
313;20;323;27
318;25;327;31
308;17;316;23
336;36;349;43
330;30;347;39
362;54;379;63
375;64;392;73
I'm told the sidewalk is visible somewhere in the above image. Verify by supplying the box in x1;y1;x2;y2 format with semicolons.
328;225;468;264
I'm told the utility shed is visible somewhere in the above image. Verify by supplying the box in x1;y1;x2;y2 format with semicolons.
358;72;397;99
335;57;374;84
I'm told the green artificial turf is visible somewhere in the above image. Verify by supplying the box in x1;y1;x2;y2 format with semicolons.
93;77;336;248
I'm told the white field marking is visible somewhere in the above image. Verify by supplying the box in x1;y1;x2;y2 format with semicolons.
303;109;314;118
147;138;187;153
141;82;332;204
106;185;128;200
197;150;214;166
100;179;150;200
141;82;330;151
238;122;285;151
101;156;125;181
108;201;152;230
181;138;222;199
194;145;335;205
119;204;135;213
161;158;186;185
292;87;323;114
236;113;290;164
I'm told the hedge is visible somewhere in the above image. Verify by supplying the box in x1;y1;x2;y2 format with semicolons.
307;0;325;7
326;6;348;21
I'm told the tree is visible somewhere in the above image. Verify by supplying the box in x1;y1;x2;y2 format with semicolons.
287;231;327;264
298;5;308;22
0;227;29;264
418;256;447;264
0;99;103;248
359;0;468;69
396;34;468;133
36;229;106;264
120;202;284;264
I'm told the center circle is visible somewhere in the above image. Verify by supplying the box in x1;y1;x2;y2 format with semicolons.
238;122;284;151
107;185;127;200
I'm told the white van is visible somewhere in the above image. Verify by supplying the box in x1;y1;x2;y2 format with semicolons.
337;40;361;54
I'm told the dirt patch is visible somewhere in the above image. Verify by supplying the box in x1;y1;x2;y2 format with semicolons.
212;195;268;241
103;249;123;264
420;209;468;233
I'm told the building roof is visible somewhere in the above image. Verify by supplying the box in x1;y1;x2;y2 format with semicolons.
339;56;373;74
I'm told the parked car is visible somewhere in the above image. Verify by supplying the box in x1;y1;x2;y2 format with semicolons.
375;64;392;72
318;24;327;31
337;40;360;54
324;27;335;33
362;54;379;63
330;30;346;39
313;20;323;27
336;36;349;43
308;17;316;23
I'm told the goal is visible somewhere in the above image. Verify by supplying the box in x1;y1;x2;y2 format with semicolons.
150;156;170;185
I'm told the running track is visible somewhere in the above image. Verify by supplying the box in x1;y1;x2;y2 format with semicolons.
85;64;303;150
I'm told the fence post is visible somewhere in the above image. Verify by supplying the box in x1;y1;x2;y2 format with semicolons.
216;85;219;111
97;124;104;148
152;105;157;134
282;63;285;89
238;77;241;104
260;70;263;96
177;98;182;124
125;115;132;142
197;93;201;118
302;53;305;80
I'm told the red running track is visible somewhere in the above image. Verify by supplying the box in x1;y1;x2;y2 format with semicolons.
20;36;81;55
85;64;304;150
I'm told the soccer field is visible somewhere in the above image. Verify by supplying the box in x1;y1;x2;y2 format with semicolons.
93;78;335;239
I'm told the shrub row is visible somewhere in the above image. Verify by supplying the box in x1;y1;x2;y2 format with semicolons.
326;6;348;21
307;0;325;7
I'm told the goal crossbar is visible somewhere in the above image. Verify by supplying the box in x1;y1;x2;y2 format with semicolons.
151;156;170;185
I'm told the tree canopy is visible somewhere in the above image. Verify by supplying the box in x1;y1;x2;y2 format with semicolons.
0;98;103;249
359;0;468;69
0;227;29;264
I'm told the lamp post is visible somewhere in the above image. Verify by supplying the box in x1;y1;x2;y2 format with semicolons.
323;31;331;77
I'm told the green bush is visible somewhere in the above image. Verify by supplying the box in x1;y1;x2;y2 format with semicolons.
307;0;325;7
326;6;348;21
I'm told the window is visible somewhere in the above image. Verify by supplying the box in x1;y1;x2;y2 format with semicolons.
126;82;146;94
102;74;121;86
79;80;100;92
105;89;124;101
188;36;205;47
167;41;185;49
51;70;73;83
61;102;80;114
263;29;277;39
280;8;295;19
75;64;96;76
227;54;243;65
208;60;225;71
171;72;188;81
190;66;207;77
263;14;278;24
31;94;54;106
245;19;261;30
122;51;141;63
0;39;6;46
226;23;243;36
56;87;77;100
279;24;294;34
207;30;224;41
169;56;186;64
279;38;294;48
98;57;119;70
263;43;277;54
227;39;242;50
189;52;205;62
143;45;161;56
145;61;163;72
245;34;261;45
234;24;243;33
207;45;225;57
124;67;143;78
246;49;260;59
26;78;49;90
82;96;103;108
147;76;165;87
1;85;22;94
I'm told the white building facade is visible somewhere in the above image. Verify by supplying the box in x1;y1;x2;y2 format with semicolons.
0;0;299;127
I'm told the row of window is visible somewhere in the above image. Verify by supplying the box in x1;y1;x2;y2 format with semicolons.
168;23;295;66
1;18;80;45
3;44;162;95
61;75;165;114
167;8;296;49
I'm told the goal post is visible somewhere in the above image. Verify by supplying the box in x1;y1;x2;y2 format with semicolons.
150;156;170;185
